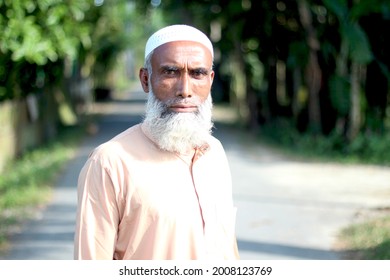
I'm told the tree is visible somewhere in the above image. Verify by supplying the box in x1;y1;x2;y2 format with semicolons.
0;0;152;149
297;0;323;133
0;0;92;100
324;0;375;140
116;0;390;145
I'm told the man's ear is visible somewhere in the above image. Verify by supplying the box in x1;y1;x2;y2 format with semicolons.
139;68;150;93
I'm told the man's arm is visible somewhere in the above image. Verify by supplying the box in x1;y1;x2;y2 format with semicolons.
74;157;120;259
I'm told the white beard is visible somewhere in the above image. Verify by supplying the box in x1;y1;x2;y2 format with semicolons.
142;91;214;154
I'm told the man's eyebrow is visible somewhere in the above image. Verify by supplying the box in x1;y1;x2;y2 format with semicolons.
160;65;179;71
192;67;210;73
159;65;211;74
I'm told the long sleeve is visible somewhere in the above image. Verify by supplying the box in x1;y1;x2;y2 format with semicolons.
74;156;121;259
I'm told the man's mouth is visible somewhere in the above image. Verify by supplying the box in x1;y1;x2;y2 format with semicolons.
169;104;198;113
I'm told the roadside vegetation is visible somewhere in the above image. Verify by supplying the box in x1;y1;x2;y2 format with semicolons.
258;121;390;260
258;119;390;166
0;125;85;252
337;212;390;259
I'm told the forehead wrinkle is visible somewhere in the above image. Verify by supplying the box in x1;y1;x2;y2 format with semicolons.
152;41;212;64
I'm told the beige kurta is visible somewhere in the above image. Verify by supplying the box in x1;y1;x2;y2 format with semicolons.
74;123;239;260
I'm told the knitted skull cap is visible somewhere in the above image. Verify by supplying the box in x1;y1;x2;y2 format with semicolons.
144;24;214;59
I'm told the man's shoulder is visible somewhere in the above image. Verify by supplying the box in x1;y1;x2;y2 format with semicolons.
204;134;227;156
90;124;144;158
207;134;224;148
110;123;143;142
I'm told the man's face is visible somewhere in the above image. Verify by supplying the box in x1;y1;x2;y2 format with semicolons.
140;41;214;111
140;41;215;154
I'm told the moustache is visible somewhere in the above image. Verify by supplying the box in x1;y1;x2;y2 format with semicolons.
163;98;202;107
159;98;202;116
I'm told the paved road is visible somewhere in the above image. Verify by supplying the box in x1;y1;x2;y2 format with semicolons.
2;89;390;260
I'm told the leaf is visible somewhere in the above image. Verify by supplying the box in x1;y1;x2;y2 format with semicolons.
341;23;373;64
349;0;385;19
287;41;309;68
323;0;348;20
329;74;350;116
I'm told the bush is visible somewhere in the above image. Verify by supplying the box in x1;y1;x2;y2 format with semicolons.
259;118;390;165
0;125;84;249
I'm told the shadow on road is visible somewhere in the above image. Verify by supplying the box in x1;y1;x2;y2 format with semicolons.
238;239;340;260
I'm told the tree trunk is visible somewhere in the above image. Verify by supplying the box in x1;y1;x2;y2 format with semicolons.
297;0;322;133
348;62;362;141
229;48;249;126
267;56;278;119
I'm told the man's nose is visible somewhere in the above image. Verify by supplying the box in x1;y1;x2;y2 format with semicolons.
176;73;192;98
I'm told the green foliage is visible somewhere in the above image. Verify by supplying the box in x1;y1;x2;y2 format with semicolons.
0;0;93;101
0;0;389;162
324;0;388;21
0;125;84;247
324;0;374;64
0;0;91;65
0;129;78;208
341;22;373;64
287;41;309;69
245;52;265;91
83;1;146;87
0;0;149;101
339;214;390;259
323;0;348;19
347;133;390;164
329;74;350;117
259;118;390;165
349;0;389;19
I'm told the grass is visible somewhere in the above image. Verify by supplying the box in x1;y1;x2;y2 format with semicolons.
0;125;85;251
337;212;390;259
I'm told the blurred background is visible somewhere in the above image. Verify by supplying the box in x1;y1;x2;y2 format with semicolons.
0;0;389;259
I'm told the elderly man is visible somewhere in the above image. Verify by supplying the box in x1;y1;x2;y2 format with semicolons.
74;25;239;260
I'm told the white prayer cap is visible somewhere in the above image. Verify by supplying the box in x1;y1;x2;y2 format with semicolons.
144;24;214;59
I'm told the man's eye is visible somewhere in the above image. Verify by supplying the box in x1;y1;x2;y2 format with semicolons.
191;69;208;78
162;67;178;75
